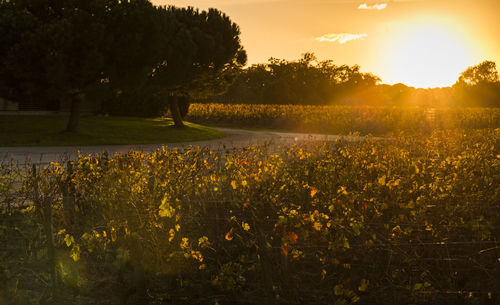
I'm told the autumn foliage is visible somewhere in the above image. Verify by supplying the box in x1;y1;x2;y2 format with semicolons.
1;126;499;304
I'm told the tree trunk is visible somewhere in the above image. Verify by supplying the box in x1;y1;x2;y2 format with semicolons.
169;95;185;128
179;96;190;119
66;92;83;132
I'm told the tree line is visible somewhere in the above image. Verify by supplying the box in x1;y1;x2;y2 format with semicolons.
204;53;380;105
1;0;498;134
204;54;500;108
0;0;246;130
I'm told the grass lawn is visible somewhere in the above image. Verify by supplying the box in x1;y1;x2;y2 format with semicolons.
0;115;225;146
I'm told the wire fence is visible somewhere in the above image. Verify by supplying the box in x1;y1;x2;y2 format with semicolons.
1;147;499;305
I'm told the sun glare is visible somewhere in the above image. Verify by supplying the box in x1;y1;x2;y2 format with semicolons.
384;21;479;88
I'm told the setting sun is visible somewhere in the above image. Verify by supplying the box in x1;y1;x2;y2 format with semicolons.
159;0;500;89
383;20;479;88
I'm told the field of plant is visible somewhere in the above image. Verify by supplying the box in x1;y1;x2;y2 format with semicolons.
187;103;500;135
1;126;499;304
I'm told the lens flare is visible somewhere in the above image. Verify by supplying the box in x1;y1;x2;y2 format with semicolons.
383;20;479;88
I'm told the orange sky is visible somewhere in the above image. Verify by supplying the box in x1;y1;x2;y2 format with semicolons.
154;0;500;88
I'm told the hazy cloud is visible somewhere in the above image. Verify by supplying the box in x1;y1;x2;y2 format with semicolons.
316;33;368;44
358;3;387;10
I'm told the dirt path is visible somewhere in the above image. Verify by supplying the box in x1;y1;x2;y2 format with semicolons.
0;127;383;165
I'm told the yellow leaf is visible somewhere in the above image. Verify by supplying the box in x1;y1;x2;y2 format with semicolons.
225;228;234;241
198;236;210;247
338;186;348;195
242;222;250;231
159;197;175;218
191;250;203;262
310;187;318;198
231;180;237;189
180;237;189;249
414;283;423;291
291;249;303;259
378;175;386;186
70;245;80;262
111;227;117;242
241;180;248;187
313;222;322;231
64;234;73;247
358;279;369;292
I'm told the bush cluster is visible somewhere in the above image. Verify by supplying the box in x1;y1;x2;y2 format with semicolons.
1;128;499;304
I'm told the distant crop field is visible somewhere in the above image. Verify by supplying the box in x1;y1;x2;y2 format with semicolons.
2;128;499;304
187;103;500;135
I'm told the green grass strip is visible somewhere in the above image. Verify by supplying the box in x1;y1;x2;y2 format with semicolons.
0;115;224;146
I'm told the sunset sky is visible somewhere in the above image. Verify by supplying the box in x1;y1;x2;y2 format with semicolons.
155;0;500;88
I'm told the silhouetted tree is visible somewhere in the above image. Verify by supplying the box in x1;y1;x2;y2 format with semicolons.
456;61;499;86
454;61;500;107
0;1;246;130
99;0;168;118
150;6;246;127
105;0;162;93
0;0;115;131
208;53;380;105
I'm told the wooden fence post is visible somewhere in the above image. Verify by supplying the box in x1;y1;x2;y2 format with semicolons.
33;164;58;295
62;161;75;235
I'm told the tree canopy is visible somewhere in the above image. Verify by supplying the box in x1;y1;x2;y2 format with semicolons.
208;53;380;105
453;61;500;107
456;61;499;86
0;0;246;130
149;6;246;127
0;0;114;130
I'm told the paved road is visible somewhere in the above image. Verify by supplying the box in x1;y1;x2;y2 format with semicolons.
1;127;381;165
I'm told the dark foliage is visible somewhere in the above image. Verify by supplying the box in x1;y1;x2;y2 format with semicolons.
452;61;500;107
205;55;500;107
206;53;380;105
0;0;246;128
